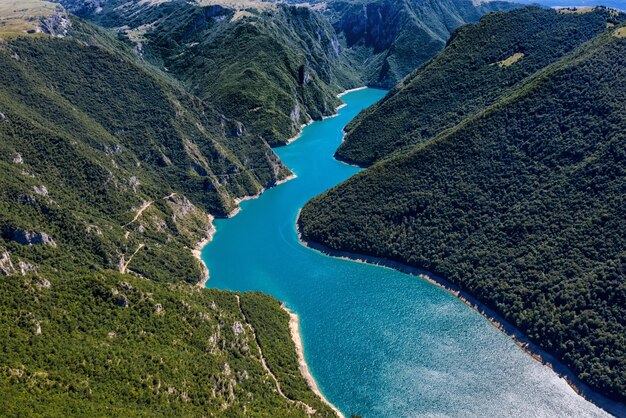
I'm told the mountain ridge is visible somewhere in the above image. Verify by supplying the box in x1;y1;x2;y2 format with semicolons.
336;6;625;166
56;0;517;144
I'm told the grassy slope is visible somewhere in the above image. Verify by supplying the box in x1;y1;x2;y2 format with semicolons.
0;14;334;416
337;6;625;166
300;24;626;402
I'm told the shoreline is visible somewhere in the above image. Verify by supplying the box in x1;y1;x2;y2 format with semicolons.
191;86;367;417
286;120;314;145
295;214;626;418
333;153;367;169
283;305;346;418
285;85;367;145
192;215;215;288
228;173;298;218
192;173;298;287
322;103;347;120
192;85;361;280
338;86;367;97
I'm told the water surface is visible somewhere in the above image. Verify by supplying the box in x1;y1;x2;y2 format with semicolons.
203;88;607;417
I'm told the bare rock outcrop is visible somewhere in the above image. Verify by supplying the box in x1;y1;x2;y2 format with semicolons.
33;185;49;197
0;251;16;276
129;176;140;192
19;261;37;276
36;278;51;288
232;321;245;336
0;251;39;276
40;8;71;38
220;115;245;137
10;229;57;247
154;303;164;315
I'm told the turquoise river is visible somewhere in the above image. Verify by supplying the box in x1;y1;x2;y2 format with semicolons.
202;88;608;417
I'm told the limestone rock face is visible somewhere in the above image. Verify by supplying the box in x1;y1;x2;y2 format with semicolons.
0;251;38;276
36;278;51;288
0;251;16;276
232;321;245;335
220;115;245;137
40;8;72;38
11;229;57;247
33;185;49;197
19;261;37;276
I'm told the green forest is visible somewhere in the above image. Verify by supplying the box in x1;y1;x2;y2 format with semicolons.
0;13;333;416
64;0;360;146
61;0;514;144
337;7;625;166
0;270;335;416
301;16;626;402
321;0;516;87
2;0;514;413
3;0;626;414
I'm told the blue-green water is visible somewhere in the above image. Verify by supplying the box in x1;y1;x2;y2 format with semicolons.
203;89;607;417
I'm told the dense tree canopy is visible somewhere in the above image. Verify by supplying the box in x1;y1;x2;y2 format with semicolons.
60;0;516;143
337;6;625;166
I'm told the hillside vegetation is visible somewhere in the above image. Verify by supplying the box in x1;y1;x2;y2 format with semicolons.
0;272;335;416
0;19;290;282
337;6;625;166
300;16;626;403
60;0;361;145
58;0;515;143
138;4;358;146
0;9;334;416
325;0;517;88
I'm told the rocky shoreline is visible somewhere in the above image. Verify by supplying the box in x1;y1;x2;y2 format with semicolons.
192;224;214;288
285;85;366;145
338;86;368;97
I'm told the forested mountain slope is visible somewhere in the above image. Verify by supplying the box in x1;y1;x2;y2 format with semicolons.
60;0;362;146
140;4;359;146
325;0;517;88
337;6;625;166
0;9;334;416
300;22;626;403
0;18;288;281
58;0;515;144
0;274;335;416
